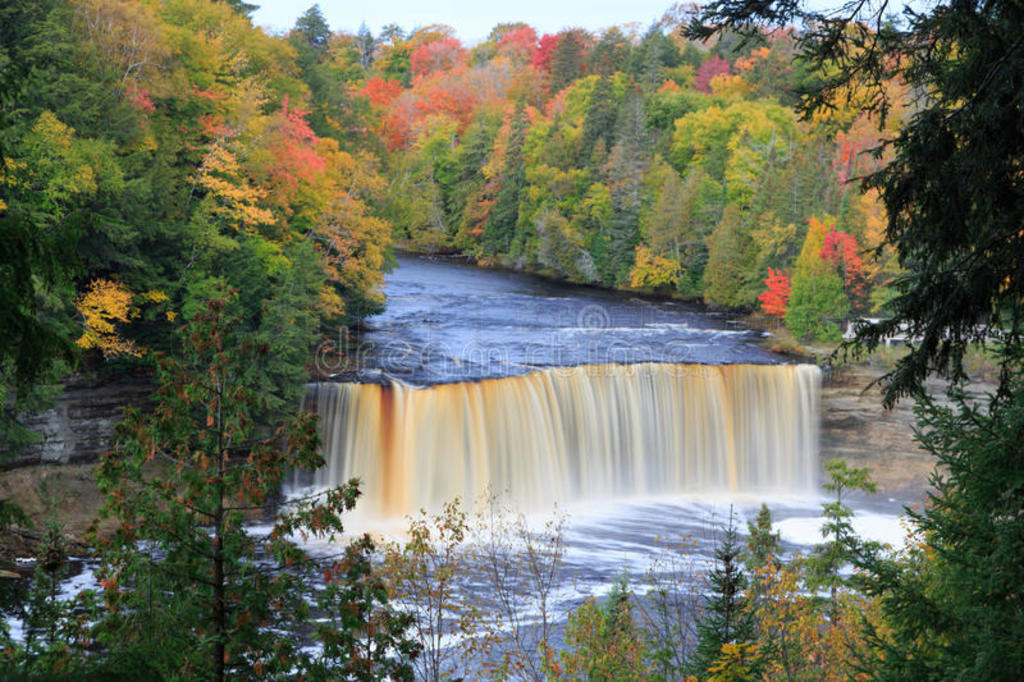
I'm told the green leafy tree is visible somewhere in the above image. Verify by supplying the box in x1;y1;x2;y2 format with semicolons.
91;296;417;681
786;216;849;340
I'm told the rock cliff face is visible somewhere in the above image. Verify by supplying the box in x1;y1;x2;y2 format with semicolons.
819;364;935;499
13;375;153;467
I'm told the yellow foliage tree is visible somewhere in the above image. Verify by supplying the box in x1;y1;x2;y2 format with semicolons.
75;278;140;357
196;142;275;230
629;246;682;290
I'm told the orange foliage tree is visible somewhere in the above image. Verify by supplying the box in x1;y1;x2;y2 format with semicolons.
410;37;468;78
758;267;792;319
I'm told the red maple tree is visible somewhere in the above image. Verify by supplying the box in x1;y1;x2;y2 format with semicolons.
694;55;731;93
820;228;866;305
758;267;792;318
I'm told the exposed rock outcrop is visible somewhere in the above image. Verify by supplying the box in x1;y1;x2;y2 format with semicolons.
12;375;152;468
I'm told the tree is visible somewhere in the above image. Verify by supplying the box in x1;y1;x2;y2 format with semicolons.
786;216;849;340
704;204;753;307
693;55;730;93
690;0;1024;404
220;0;258;16
857;368;1024;680
356;22;376;68
1;107;100;458
744;503;780;572
692;511;755;677
555;576;648;681
820;227;866;311
588;28;630;77
549;29;588;93
757;268;791;319
382;501;477;682
580;76;618;158
805;459;877;612
690;3;1024;678
482;105;529;255
597;90;651;285
292;5;332;51
91;296;417;680
629;246;681;290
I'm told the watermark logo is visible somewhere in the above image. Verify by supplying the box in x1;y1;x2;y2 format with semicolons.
577;304;610;330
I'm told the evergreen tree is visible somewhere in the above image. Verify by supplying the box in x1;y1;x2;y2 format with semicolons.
483;105;529;255
744;503;780;572
805;460;876;613
292;5;332;51
549;29;587;93
588;28;630;77
219;0;259;17
91;296;418;681
597;90;650;285
858;368;1024;679
703;204;753;307
692;511;756;676
626;26;681;91
581;76;618;159
448;114;500;239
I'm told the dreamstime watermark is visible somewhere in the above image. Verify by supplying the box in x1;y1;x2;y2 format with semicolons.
312;302;713;382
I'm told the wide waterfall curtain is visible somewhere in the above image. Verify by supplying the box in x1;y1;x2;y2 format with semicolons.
298;363;820;519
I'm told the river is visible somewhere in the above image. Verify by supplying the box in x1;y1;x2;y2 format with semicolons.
316;254;780;384
291;254;911;656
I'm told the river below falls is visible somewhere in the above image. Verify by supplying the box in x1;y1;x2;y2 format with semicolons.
297;254;919;638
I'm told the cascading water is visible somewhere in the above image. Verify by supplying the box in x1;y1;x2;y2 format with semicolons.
296;362;820;520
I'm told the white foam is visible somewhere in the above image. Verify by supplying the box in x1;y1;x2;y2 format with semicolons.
775;513;908;548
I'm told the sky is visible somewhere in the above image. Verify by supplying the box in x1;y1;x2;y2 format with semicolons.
250;0;682;44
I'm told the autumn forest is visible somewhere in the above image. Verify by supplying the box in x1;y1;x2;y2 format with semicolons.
4;0;1023;679
3;0;898;402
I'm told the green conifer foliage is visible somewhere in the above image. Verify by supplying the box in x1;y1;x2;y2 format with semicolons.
692;511;756;677
91;296;418;681
483;105;529;256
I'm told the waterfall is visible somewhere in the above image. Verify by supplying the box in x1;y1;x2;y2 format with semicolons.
298;363;819;519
